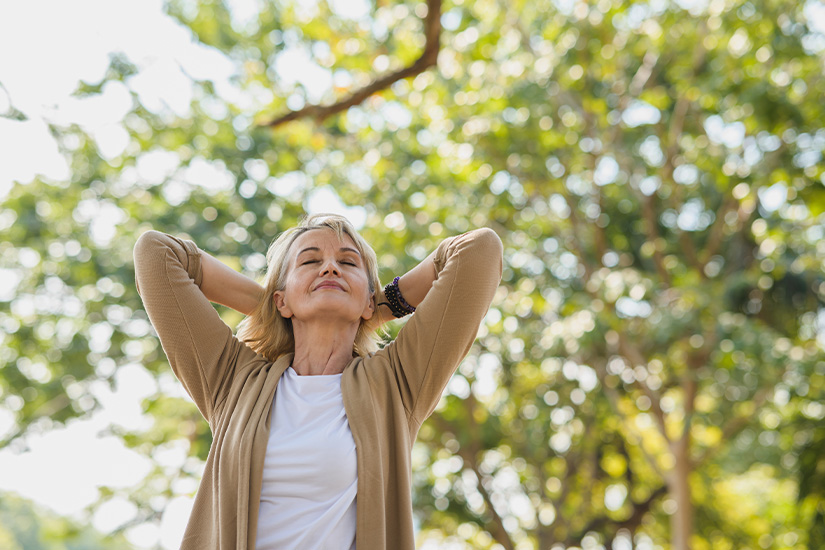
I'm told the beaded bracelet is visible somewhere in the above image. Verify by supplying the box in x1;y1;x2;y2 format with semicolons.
378;276;416;318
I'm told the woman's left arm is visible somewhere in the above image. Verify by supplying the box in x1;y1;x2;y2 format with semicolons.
376;228;504;424
374;251;439;327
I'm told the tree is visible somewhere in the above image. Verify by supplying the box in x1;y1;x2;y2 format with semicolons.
1;0;823;547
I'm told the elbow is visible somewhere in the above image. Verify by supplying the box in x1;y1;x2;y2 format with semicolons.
133;230;170;282
134;230;202;289
134;229;165;256
476;227;504;262
133;231;160;297
473;227;503;253
465;228;504;278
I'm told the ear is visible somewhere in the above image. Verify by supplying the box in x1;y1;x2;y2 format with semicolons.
361;292;376;321
273;290;293;318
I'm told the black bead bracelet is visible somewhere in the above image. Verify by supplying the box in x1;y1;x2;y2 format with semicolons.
378;276;416;318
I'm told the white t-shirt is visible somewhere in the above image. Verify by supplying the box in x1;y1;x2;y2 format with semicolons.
255;366;357;550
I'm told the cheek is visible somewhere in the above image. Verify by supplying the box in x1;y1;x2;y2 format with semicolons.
356;272;372;295
279;276;303;304
286;268;310;290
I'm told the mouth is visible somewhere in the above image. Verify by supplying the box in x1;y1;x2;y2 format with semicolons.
314;281;344;291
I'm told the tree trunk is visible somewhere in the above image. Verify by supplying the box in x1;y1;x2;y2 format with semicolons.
669;435;693;550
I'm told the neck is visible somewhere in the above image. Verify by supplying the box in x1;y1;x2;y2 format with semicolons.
290;319;359;375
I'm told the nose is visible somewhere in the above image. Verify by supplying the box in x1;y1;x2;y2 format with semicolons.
319;258;341;277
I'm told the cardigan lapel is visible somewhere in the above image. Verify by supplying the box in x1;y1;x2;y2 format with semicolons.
245;353;293;549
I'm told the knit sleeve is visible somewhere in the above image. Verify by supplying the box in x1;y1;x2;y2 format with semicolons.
133;230;246;423
378;228;503;426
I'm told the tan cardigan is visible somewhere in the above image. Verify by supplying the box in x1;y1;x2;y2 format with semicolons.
133;227;503;550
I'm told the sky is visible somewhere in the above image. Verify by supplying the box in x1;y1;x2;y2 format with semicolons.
0;0;373;224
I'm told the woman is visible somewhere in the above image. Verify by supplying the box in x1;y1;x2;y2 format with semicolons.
133;213;503;550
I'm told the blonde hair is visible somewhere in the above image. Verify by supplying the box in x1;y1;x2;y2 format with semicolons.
237;213;384;361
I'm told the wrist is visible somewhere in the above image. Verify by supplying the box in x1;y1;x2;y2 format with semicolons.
380;276;416;318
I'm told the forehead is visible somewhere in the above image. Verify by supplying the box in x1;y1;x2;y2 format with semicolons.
291;227;359;254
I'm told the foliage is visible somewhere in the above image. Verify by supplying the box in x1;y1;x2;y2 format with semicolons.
0;492;132;549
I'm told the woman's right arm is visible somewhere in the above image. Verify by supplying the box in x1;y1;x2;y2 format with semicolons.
199;251;265;316
133;230;252;422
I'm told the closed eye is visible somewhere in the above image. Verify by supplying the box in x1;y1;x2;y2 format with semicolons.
301;259;356;266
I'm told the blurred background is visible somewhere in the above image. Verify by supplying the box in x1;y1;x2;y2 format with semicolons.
1;0;824;548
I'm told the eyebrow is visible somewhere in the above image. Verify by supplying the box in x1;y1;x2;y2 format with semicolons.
297;247;361;257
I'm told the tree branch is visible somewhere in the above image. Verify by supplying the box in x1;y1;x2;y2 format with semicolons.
701;142;788;270
680;332;715;443
466;458;517;550
678;368;697;448
641;193;672;285
431;402;516;550
614;330;670;444
595;362;669;482
564;194;597;281
693;388;772;468
629;51;660;97
657;24;708;274
568;485;668;545
699;194;737;267
261;0;442;128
